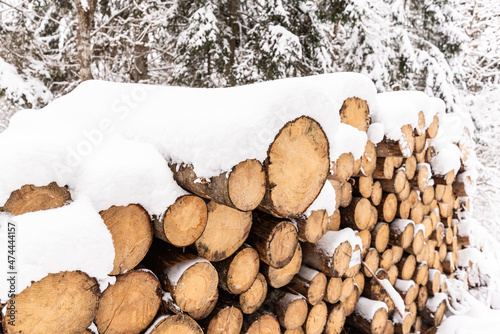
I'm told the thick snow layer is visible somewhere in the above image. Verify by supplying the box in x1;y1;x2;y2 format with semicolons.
355;296;388;321
367;122;385;144
315;228;360;258
305;180;336;216
0;197;115;303
331;123;368;161
427;292;447;312
379;277;405;315
374;91;441;141
0;74;377;213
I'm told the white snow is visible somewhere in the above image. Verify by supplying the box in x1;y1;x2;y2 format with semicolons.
390;219;415;233
0;197;115;303
305;180;336;216
395;279;416;292
367;122;385;144
298;265;321;282
427;292;447;312
355;296;388;321
0;74;377;214
378;277;405;316
330;123;367;161
315;228;360;258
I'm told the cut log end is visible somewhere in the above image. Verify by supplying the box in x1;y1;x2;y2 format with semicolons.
244;313;281;334
148;314;203;334
265;243;303;288
305;301;328;334
206;305;243;334
262;116;330;218
340;97;371;132
239;273;268;314
225;246;260;294
100;204;153;275
228;159;267;211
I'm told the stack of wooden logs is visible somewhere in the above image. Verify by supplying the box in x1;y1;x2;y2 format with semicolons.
0;97;473;334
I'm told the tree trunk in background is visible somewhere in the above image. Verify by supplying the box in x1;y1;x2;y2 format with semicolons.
75;0;97;81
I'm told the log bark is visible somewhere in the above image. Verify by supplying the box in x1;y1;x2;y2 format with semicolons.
296;209;329;243
1;182;71;216
143;240;218;318
302;231;353;277
95;270;162;334
147;314;203;334
246;211;298;269
262;243;302;288
286;266;327;305
362;270;394;315
259;116;330;218
388;219;415;249
153;195;207;247
379;169;407;194
171;159;266;212
347;297;389;334
372;158;394;180
2;271;99;334
375;125;415;158
194;200;252;261
211;244;260;294
75;0;97;81
100;204;153;275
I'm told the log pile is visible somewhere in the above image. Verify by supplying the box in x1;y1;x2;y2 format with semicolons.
0;93;475;334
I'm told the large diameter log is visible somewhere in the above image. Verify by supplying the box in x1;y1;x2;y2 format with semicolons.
341;197;374;230
194;201;252;261
171;159;266;212
246;211;298;269
242;312;281;334
302;230;353;277
287;266;327;305
95;270;162;334
147;314;203;334
347;297;388;334
143;241;218;318
212;244;260;294
262;243;302;288
100;204;153;275
153;195;207;247
375;125;414;158
1;182;71;216
340;97;371;132
259;116;330;218
323;303;346;334
198;304;243;334
239;273;268;314
304;301;328;334
2;271;99;334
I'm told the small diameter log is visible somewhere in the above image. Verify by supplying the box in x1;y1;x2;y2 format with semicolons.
259;116;330;218
347;297;388;334
147;314;203;334
2;271;99;334
242;312;281;334
302;230;353;277
433;170;455;186
422;186;435;206
324;277;342;304
95;270;162;334
101;204;153;275
355;271;366;293
328;210;341;232
372;223;390;253
426;115;439;139
246;211;298;269
273;292;308;330
212;244;260;294
390;157;404;168
327;178;342;211
342;285;361;317
387;265;399;286
376;125;414;158
407;190;419;209
411;164;431;193
384;320;395;334
143;241;218;318
199;304;243;334
195;200;252;261
353;176;374;198
396;200;411;220
1;182;71;215
171;159;266;212
340;277;355;303
296;209;329;243
392;310;413;334
404;156;417;180
452;174;472;196
407;227;425;256
410;202;424;225
379;169;407;194
414;133;426;154
378;193;398;223
239;273;268;314
371;181;383;206
373;158;394;180
341;197;374;230
417;285;429;312
421;216;433;239
153;195;207;247
421;293;447;327
340;97;371;132
394;279;417;307
324;303;346;334
331;152;355;182
362;270;395;314
287;266;327;305
355;141;377;177
427;269;441;296
391;246;404;266
389;219;415;249
340;180;353;207
363;248;380;278
262;243;302;288
305;301;328;334
285;328;305;334
397;255;416;281
412;262;429;286
379;248;394;271
358;229;372;258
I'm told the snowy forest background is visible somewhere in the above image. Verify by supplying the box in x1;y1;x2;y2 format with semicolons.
1;0;500;320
